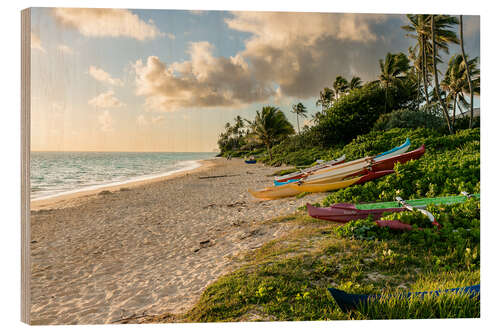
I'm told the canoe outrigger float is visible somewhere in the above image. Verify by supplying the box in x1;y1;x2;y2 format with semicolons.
328;285;480;313
274;138;410;184
306;193;480;223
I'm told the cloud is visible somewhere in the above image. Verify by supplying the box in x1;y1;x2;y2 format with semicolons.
31;32;46;53
52;8;164;40
89;90;125;108
224;11;404;98
132;42;275;112
132;12;411;111
166;33;176;40
98;110;113;132
136;114;165;126
57;44;75;54
88;66;124;86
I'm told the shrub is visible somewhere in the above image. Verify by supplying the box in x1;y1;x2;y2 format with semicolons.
373;108;445;131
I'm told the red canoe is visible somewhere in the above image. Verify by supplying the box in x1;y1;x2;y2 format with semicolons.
371;144;425;172
307;198;440;231
306;203;406;223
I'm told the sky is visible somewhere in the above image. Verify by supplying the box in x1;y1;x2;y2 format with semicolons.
30;8;480;152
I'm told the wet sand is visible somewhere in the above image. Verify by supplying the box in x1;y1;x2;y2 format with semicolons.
29;158;329;324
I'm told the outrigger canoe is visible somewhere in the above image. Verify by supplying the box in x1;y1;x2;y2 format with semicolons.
274;139;410;184
306;193;479;223
249;170;393;200
290;170;394;194
274;155;346;182
298;145;424;185
328;285;480;313
309;138;411;177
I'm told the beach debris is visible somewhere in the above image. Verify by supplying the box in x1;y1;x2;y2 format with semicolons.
98;190;112;195
202;203;216;209
226;201;246;208
239;228;263;240
119;187;131;192
193;239;214;253
198;174;238;179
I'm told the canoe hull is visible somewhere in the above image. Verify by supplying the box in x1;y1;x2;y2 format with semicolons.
371;144;425;172
292;170;394;194
306;203;406;223
248;184;300;200
328;285;480;313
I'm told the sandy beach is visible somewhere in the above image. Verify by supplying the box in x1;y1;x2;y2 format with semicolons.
29;158;329;325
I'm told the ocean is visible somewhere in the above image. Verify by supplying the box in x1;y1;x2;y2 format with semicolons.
30;151;216;200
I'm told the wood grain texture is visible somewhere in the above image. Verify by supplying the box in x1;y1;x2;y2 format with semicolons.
21;7;31;325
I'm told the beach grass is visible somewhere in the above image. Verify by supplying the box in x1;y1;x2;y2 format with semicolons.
139;212;479;323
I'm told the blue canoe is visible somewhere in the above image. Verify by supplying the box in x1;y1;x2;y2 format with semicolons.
374;138;410;159
273;138;411;186
328;285;480;312
245;160;257;164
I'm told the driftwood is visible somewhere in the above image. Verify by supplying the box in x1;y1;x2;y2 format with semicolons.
198;174;238;179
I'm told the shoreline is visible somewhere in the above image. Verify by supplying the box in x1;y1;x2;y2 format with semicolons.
29;157;331;324
30;159;216;211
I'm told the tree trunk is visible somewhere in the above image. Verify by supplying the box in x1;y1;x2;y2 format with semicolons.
416;65;421;107
266;142;272;161
421;35;430;106
452;94;457;128
459;15;474;128
385;85;388;113
296;113;300;135
431;15;454;134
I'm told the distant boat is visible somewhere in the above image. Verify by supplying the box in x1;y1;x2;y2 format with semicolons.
245;160;256;164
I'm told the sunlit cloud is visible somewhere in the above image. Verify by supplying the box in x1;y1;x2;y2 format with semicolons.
52;8;164;41
31;32;46;53
89;90;125;108
132;12;410;111
98;110;113;132
133;41;275;112
88;66;124;86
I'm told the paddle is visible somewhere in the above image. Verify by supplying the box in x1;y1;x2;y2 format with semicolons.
396;196;436;224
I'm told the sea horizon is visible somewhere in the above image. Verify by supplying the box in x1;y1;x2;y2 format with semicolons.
30;151;217;200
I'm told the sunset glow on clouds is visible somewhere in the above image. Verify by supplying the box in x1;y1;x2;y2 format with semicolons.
30;8;480;152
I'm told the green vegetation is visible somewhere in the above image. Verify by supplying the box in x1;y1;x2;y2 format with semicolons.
322;128;479;205
196;14;481;323
141;207;478;323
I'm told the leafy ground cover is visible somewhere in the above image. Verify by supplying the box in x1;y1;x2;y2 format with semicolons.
138;201;479;322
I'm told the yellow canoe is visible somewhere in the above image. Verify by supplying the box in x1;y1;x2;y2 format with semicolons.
290;176;361;193
248;184;301;200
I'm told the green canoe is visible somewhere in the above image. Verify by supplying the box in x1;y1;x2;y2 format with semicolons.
355;194;480;210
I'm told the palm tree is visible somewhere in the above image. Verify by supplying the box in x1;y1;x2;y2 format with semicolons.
315;87;334;111
290;102;308;135
402;15;431;105
349;76;363;91
459;15;475;128
249;106;295;160
431;15;455;134
402;15;458;108
441;54;480;126
378;52;410;113
333;76;348;99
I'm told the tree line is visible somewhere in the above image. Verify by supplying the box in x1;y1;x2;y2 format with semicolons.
217;14;479;159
